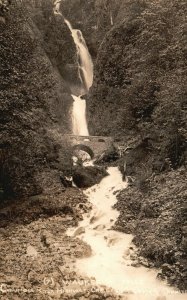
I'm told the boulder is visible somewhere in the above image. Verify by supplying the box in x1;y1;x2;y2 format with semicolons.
73;165;108;188
94;148;120;165
73;227;85;237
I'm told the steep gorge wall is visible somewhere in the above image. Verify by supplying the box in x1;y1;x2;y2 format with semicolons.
58;0;186;173
24;0;81;91
60;0;122;59
31;0;187;177
59;0;148;59
0;0;76;198
61;0;186;174
88;0;186;172
1;0;186;196
80;0;186;289
59;0;187;289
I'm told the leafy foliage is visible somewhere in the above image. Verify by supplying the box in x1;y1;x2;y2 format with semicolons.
88;0;187;170
0;0;11;16
0;1;72;197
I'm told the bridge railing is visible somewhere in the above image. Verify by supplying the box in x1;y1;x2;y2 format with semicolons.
65;134;114;143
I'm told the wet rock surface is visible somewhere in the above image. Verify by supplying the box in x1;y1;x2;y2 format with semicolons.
1;0;186;298
94;148;120;165
0;1;74;199
0;183;122;300
73;165;108;188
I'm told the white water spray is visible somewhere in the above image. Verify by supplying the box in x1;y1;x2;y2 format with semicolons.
65;20;93;136
54;3;187;298
54;0;93;136
71;95;89;136
53;0;62;16
64;19;93;93
67;168;186;300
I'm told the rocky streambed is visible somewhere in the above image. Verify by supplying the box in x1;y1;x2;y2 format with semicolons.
64;166;186;300
0;169;120;300
0;164;186;300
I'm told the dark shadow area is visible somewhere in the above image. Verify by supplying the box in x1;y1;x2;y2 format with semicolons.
72;144;94;159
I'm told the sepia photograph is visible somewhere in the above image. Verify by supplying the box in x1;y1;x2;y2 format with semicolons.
0;0;186;299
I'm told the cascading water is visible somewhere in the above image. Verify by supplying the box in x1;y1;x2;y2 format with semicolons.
53;2;187;298
64;19;93;93
67;168;186;300
65;20;93;136
71;95;89;136
64;20;93;136
54;0;92;136
53;0;61;15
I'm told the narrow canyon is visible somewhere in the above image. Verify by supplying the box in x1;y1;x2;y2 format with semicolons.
0;1;186;299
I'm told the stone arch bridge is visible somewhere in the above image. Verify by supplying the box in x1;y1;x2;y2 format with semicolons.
65;134;115;158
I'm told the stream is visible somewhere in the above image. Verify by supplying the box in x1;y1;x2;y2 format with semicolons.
53;2;186;298
67;167;186;300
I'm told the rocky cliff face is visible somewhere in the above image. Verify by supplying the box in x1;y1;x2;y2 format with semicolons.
24;0;81;90
0;0;186;293
88;0;186;172
83;0;186;290
59;0;186;290
60;0;121;59
57;0;186;175
0;0;76;198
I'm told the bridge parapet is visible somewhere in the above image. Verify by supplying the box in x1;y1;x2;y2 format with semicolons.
66;134;113;142
65;134;114;158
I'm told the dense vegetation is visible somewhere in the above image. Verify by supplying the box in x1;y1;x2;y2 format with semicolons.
89;1;186;137
0;0;186;293
60;0;186;173
87;0;186;172
82;0;186;290
58;0;186;290
0;1;73;198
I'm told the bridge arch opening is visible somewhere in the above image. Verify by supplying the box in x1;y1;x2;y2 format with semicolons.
72;144;94;159
98;138;105;142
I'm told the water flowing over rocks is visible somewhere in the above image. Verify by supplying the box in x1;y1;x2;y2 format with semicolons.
0;170;121;299
66;167;186;299
0;0;186;299
73;165;108;188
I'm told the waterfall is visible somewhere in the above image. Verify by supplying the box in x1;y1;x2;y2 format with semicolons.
65;20;93;136
53;0;62;15
71;95;89;136
64;19;93;93
54;0;93;136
